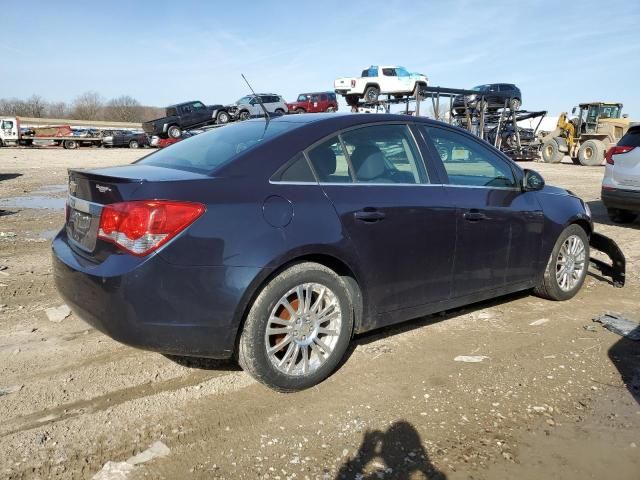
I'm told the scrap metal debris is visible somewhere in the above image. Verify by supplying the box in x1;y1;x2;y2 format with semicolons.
593;313;640;340
45;304;71;323
92;441;170;479
0;384;23;397
454;355;489;363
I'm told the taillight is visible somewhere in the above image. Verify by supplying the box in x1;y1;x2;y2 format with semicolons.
351;80;356;88
98;200;205;256
605;145;635;165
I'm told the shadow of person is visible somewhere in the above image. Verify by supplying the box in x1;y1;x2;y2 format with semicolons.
608;326;640;405
335;420;446;479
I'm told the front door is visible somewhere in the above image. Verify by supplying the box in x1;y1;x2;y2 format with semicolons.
306;123;457;317
420;125;544;298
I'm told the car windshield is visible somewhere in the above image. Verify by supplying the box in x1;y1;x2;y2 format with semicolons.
395;67;410;77
138;121;298;173
297;94;308;102
237;96;253;105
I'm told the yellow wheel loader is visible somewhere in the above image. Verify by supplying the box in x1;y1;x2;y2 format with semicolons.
540;102;631;166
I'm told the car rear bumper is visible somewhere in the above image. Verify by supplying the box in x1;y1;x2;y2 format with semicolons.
52;232;265;359
601;187;640;212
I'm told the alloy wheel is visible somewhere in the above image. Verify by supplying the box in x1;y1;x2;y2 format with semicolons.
265;283;342;376
555;235;586;291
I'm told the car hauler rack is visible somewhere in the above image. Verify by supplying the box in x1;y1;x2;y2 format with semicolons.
343;86;546;161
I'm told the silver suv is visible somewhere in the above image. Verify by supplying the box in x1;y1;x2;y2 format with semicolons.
228;94;287;121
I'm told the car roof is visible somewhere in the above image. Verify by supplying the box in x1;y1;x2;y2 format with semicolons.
245;112;436;127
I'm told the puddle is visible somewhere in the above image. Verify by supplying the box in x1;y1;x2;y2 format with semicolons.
39;229;59;240
0;196;65;210
33;184;67;194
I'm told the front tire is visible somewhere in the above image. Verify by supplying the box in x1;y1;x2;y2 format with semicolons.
534;224;589;301
216;111;230;124
238;262;354;392
541;139;564;163
295;108;306;114
238;110;250;121
128;140;139;149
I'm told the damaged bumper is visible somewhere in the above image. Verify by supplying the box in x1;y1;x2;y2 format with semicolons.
589;232;625;288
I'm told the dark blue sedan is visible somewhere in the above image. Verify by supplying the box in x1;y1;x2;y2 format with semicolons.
53;113;598;391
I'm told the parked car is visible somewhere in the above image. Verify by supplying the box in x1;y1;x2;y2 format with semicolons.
227;94;288;121
142;100;230;139
334;65;428;105
149;131;197;148
452;83;522;115
287;92;338;114
602;124;640;223
102;131;149;149
55;113;604;392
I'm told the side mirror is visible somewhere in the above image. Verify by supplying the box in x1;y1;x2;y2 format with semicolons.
523;169;545;191
571;107;577;115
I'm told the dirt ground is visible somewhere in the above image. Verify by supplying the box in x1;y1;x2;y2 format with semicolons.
0;148;639;480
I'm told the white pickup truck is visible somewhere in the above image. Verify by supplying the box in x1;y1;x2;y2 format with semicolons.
334;65;428;105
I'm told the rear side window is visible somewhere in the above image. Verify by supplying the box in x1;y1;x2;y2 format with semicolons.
275;153;316;183
618;128;640;147
423;126;516;188
139;121;297;173
341;125;427;184
308;136;352;183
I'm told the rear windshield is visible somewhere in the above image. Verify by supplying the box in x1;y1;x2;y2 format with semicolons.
138;121;297;173
619;127;640;147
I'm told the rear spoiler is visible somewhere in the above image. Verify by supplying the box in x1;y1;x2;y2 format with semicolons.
589;232;625;287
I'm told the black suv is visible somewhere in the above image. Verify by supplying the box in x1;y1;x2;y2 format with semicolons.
452;84;522;114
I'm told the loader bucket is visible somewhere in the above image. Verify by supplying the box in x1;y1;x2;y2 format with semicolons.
589;232;625;287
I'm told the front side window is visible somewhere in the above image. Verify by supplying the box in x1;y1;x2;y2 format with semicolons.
308;136;352;183
382;68;396;77
395;67;410;77
341;125;427;184
192;102;205;110
1;120;14;129
237;96;252;105
180;104;192;114
297;94;308;102
423;127;516;188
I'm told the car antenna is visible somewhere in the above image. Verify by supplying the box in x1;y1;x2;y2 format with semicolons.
241;73;270;121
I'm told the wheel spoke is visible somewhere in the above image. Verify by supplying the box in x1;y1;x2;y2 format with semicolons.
302;345;309;374
267;326;293;335
313;337;331;356
286;345;300;373
280;299;297;319
317;327;339;336
269;335;292;355
269;316;293;327
310;287;326;313
296;285;305;314
278;342;296;367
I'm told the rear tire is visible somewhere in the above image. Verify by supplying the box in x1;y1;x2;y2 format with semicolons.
275;108;286;116
128;140;139;149
363;85;380;103
63;140;78;150
578;139;605;166
607;208;638;223
510;98;521;110
295;108;306;114
238;110;250;121
167;125;181;139
534;224;589;301
238;262;354;392
541;139;564;163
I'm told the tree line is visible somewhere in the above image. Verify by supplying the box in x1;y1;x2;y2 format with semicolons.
0;92;164;123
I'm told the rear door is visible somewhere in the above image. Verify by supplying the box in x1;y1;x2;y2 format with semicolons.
612;127;640;190
419;125;544;297
306;123;456;319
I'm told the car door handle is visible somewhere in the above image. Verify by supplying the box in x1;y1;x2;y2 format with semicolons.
463;210;488;222
354;210;386;222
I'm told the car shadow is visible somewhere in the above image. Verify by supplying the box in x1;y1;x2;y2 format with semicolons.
335;420;446;479
162;354;241;371
339;291;530;367
586;200;640;229
0;173;23;182
608;326;640;405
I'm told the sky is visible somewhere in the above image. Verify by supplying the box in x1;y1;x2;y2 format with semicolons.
1;0;639;117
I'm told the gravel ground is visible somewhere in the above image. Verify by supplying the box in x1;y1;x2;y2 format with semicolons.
0;147;638;480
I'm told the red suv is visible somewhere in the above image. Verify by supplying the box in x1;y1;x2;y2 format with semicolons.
287;92;338;113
